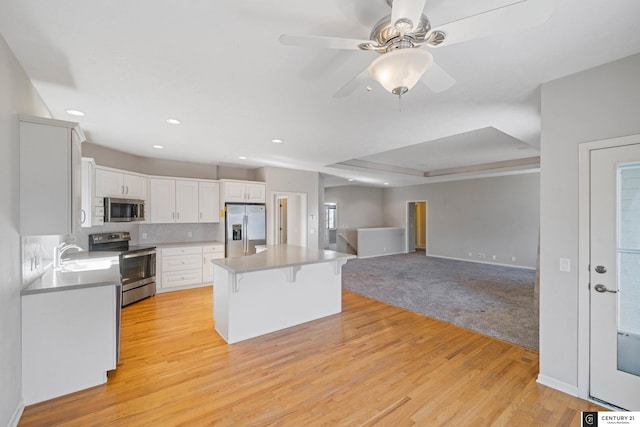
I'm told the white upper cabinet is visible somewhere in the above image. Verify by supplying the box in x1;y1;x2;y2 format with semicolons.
220;180;265;203
150;178;218;223
198;181;220;223
95;167;147;200
149;178;177;223
175;180;199;223
246;183;266;203
19;116;85;236
81;158;104;228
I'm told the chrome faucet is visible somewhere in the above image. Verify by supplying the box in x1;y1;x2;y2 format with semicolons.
53;242;83;269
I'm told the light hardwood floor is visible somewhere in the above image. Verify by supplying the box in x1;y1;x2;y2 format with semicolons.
19;287;602;426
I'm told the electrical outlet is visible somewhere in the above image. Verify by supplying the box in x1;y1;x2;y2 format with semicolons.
511;256;516;262
492;255;496;260
142;233;147;239
187;231;193;238
478;253;486;259
468;252;473;257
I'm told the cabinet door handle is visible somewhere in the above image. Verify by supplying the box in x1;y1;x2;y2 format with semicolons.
177;212;180;220
172;212;175;219
81;209;86;224
121;185;125;195
125;185;129;194
200;212;202;219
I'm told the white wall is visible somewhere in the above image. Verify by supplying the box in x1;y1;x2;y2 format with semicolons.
0;34;50;427
539;53;640;393
384;173;540;268
324;186;385;229
256;167;321;249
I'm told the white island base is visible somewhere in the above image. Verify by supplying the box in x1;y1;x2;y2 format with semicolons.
212;245;354;344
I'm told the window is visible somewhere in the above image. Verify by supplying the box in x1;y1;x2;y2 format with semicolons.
325;204;336;230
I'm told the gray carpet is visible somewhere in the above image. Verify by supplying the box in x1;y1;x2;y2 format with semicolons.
342;253;539;351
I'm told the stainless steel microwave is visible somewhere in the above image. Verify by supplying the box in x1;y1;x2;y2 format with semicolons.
104;198;145;222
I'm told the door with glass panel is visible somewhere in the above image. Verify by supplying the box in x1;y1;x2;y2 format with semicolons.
590;143;640;410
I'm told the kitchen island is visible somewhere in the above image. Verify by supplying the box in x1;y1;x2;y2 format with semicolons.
212;245;355;344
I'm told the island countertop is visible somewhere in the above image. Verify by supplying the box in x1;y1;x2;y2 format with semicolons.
212;245;355;274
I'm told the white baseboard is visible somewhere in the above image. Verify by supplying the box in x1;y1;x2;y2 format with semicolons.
427;254;536;270
156;282;212;294
536;374;578;397
9;399;25;427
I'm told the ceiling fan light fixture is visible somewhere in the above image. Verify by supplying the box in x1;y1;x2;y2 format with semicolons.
369;48;433;95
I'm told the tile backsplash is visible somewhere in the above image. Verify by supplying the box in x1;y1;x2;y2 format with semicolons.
139;223;221;244
21;235;61;288
21;222;223;287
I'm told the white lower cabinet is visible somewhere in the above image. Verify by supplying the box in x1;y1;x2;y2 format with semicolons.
203;244;225;283
22;285;117;405
160;246;202;290
158;243;224;291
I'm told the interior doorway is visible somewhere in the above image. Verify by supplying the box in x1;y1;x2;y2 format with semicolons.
324;203;337;250
273;192;307;247
407;201;427;254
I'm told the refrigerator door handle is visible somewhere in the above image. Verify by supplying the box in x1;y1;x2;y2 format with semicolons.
243;214;248;255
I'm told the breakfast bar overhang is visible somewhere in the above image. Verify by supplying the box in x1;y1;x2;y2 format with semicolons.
212;245;355;344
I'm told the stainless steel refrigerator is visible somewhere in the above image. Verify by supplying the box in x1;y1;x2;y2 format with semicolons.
225;203;266;257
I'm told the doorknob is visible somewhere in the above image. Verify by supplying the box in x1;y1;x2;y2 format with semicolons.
594;284;617;293
595;265;607;274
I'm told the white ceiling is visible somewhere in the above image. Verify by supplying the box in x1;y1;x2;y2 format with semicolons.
2;0;640;187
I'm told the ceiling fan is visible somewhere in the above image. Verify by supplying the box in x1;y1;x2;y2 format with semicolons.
280;0;553;97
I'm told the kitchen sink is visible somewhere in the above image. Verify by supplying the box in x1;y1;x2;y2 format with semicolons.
60;258;114;272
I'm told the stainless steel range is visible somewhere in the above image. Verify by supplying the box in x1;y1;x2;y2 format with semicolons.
89;232;156;306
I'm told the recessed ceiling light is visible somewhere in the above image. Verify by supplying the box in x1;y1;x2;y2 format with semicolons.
348;178;354;182
272;139;284;144
166;118;181;125
383;182;389;185
65;109;85;117
152;145;164;149
238;156;247;160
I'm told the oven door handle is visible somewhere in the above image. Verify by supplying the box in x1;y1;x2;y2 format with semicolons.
121;250;156;260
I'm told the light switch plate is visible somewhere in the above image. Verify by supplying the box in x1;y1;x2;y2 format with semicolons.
560;258;571;272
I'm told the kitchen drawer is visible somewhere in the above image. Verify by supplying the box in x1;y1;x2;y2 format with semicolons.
203;244;224;254
162;246;202;257
162;269;202;288
162;254;201;272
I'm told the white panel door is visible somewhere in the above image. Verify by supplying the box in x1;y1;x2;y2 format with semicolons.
246;183;266;203
123;173;146;199
95;168;124;198
175;180;199;223
223;182;247;202
590;142;640;410
149;178;176;223
199;181;220;223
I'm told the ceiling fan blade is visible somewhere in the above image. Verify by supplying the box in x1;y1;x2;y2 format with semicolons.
333;67;370;98
391;0;428;32
420;61;455;93
279;34;372;50
430;0;553;47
